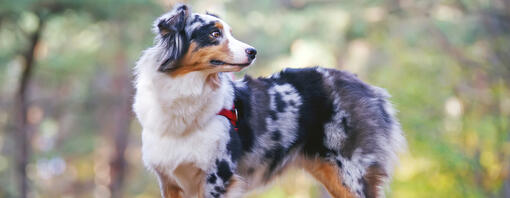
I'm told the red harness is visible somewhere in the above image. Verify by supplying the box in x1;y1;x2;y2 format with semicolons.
217;105;238;131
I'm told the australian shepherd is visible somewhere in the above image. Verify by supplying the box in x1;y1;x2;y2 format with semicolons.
133;4;405;198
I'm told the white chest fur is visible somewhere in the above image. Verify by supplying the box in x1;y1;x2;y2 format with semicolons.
141;115;230;171
133;48;235;191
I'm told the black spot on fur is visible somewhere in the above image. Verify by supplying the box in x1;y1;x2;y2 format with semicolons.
336;159;343;168
269;110;278;120
216;160;233;182
226;124;242;161
271;130;281;141
210;192;220;198
274;92;286;112
207;174;217;184
214;186;226;194
264;145;285;176
190;15;205;24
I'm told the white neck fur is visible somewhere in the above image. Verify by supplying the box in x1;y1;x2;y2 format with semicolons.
133;47;234;136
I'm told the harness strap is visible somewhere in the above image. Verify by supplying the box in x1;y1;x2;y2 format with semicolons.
217;105;238;131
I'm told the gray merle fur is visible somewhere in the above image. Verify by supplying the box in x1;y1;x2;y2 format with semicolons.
210;66;404;198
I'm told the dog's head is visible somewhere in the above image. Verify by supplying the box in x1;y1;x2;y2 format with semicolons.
153;4;256;76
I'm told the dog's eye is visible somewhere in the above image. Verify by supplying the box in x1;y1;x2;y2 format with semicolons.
210;31;221;38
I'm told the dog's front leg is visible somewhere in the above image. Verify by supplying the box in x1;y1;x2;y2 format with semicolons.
203;161;244;198
155;169;182;198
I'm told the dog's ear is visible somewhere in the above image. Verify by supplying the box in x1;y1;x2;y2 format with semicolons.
155;4;191;72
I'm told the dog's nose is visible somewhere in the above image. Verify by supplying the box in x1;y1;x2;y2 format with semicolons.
245;48;257;59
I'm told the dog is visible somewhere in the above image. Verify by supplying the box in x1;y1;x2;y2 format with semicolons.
133;4;405;198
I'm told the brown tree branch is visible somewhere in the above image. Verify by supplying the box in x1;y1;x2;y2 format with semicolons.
15;14;44;198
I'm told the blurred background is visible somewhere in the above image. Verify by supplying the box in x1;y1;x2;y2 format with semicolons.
1;0;509;197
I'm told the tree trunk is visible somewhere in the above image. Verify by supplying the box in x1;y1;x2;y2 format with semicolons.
15;16;44;198
108;52;133;198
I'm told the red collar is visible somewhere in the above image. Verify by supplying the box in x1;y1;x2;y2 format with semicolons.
217;105;238;131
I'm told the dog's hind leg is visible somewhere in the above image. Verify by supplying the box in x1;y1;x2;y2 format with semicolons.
302;158;387;198
302;159;357;198
360;164;387;198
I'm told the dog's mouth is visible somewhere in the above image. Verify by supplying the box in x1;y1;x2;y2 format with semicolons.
210;60;252;67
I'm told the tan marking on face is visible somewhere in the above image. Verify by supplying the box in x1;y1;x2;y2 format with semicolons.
169;39;235;78
301;159;356;198
214;21;224;30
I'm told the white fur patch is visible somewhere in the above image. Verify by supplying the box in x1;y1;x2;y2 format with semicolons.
266;84;302;148
216;17;254;64
133;45;236;196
